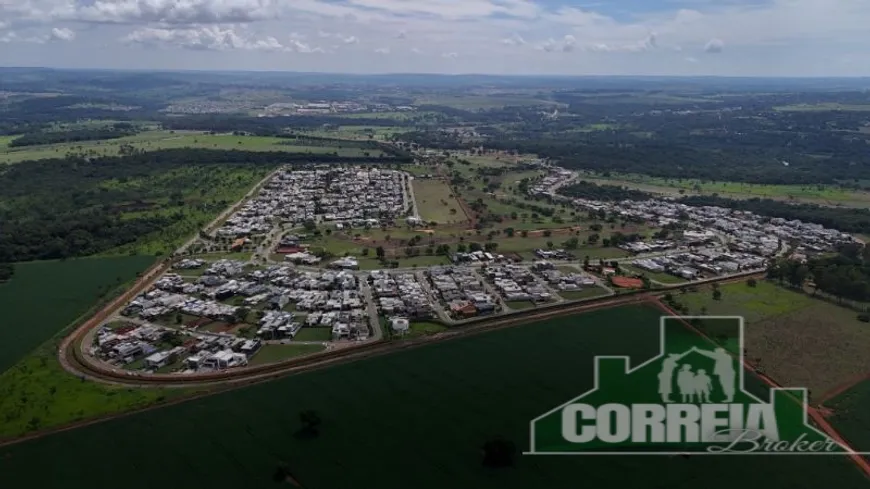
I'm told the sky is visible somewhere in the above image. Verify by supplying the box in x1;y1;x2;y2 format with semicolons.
0;0;869;76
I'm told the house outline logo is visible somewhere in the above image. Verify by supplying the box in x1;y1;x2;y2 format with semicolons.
526;316;863;456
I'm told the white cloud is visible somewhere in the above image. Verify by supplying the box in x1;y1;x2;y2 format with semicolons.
342;35;359;44
441;51;458;58
122;25;298;52
704;37;723;53
396;29;406;39
374;46;390;54
685;56;698;63
76;0;280;25
562;34;576;52
500;32;526;46
50;27;75;41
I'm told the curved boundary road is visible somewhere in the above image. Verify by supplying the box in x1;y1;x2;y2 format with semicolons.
60;270;765;388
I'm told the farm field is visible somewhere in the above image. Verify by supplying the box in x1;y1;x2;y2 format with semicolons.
413;179;468;224
0;256;196;438
580;173;870;207
0;304;864;488
0;130;384;164
825;380;870;454
679;280;870;397
248;344;327;366
0;256;156;373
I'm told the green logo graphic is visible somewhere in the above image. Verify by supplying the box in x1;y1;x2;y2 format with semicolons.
528;316;853;455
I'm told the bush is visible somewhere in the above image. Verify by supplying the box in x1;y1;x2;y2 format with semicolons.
858;314;870;323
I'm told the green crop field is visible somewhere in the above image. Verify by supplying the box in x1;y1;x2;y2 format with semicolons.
0;255;195;438
0;256;156;373
0;130;385;164
0;303;863;488
826;380;870;454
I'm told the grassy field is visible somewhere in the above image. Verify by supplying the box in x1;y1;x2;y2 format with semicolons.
292;328;332;342
581;173;870;207
0;256;156;373
680;280;870;397
357;255;451;270
413;179;468;224
0;303;864;488
558;286;612;301
0;130;384;164
621;264;688;285
248;344;327;366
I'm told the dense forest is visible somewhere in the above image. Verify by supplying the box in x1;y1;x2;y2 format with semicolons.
0;149;402;262
769;244;870;303
9;126;138;147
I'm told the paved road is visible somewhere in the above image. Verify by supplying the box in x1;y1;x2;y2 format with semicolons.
359;279;383;341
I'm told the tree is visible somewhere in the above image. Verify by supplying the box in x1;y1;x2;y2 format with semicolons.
521;230;529;238
376;246;386;260
234;307;251;323
543;230;552;238
747;278;758;288
481;436;517;468
361;248;370;256
546;241;554;249
302;220;317;232
0;263;13;282
563;237;579;250
712;289;722;301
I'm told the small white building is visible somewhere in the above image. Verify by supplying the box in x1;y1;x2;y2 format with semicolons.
390;317;410;333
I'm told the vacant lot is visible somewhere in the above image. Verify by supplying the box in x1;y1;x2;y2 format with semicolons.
248;344;327;366
0;256;155;373
413;179;467;224
558;286;612;301
0;303;863;488
680;280;870;397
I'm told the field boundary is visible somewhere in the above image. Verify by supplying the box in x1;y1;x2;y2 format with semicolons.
652;300;870;479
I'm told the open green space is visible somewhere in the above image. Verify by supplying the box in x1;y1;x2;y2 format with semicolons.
506;300;536;310
0;130;386;164
0;304;863;488
292;328;332;342
621;265;688;285
0;256;156;373
248;344;327;366
679;280;870;398
413;179;467;224
357;255;451;270
581;172;870;207
558;286;612;301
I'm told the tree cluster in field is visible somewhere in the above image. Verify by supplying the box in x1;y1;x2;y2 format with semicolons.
8;126;138;147
557;180;653;202
768;243;870;302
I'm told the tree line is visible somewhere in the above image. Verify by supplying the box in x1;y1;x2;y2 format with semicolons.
9;126;138;147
